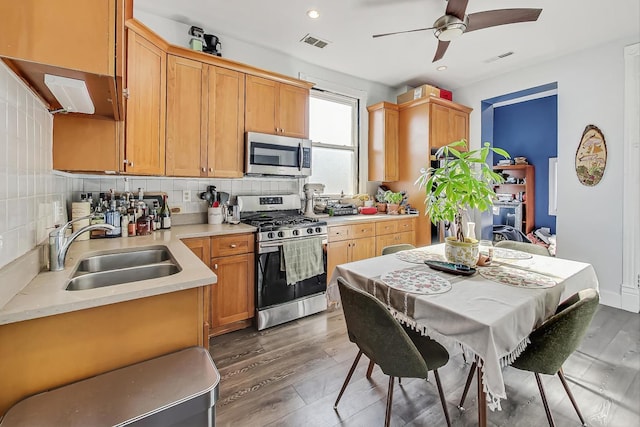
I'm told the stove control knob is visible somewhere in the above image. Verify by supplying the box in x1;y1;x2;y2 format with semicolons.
306;228;313;234
278;231;285;238
315;227;322;233
293;229;299;236
267;232;274;239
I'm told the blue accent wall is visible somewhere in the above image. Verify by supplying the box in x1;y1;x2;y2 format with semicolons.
493;95;557;233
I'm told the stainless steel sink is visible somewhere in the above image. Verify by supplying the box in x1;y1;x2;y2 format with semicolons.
66;264;181;291
75;247;173;273
65;246;181;291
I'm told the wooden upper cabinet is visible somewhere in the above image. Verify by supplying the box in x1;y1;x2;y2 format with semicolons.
368;102;399;182
0;0;130;119
165;58;245;178
124;29;166;175
429;102;470;149
205;65;245;178
245;75;309;138
166;55;204;177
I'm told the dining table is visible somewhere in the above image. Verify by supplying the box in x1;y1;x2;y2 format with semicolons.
327;243;599;427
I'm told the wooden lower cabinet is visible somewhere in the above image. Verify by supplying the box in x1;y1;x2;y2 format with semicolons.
0;288;205;416
182;234;255;337
375;217;416;255
375;231;414;254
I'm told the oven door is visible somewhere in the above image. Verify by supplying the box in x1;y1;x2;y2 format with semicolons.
256;240;327;310
245;132;311;177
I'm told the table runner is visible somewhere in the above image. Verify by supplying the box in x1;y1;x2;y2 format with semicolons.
327;243;599;409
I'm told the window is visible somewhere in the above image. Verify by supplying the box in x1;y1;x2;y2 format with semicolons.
308;89;359;195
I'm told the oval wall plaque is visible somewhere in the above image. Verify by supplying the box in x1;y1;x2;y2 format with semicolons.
575;124;607;186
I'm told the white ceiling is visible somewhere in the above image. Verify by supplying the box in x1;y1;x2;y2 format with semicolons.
135;0;640;90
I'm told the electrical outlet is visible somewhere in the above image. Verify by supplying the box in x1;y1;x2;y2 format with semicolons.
182;190;191;202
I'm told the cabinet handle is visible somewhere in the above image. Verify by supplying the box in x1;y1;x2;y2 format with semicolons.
214;263;218;270
209;167;213;172
202;167;206;172
128;161;134;167
230;244;237;248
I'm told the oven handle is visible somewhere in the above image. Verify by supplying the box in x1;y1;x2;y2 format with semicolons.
259;237;328;252
298;142;303;171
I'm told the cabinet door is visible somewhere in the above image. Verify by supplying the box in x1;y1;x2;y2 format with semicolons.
182;237;211;266
350;237;376;263
429;103;453;149
125;30;166;175
368;103;399;182
166;55;204;177
376;231;414;255
245;75;277;134
450;109;469;142
210;253;254;328
327;240;350;282
0;0;114;75
278;83;309;138
206;66;245;178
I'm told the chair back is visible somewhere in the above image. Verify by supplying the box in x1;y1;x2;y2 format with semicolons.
381;244;415;255
512;288;599;374
495;240;550;256
337;278;428;378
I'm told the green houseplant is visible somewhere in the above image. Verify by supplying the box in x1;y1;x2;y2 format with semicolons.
416;140;509;265
383;190;403;215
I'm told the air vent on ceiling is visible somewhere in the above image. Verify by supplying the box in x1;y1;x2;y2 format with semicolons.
484;51;515;63
300;34;330;49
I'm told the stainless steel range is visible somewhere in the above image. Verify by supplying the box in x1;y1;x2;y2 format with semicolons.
237;194;328;330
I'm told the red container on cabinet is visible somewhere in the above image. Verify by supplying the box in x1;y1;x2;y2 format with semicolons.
440;89;452;101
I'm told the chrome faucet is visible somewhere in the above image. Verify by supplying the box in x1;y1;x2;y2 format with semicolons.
49;215;116;271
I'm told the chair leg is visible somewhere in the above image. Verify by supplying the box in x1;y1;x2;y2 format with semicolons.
458;360;477;410
385;376;395;427
366;359;375;379
334;350;363;409
433;369;452;427
557;368;587;426
534;372;556;427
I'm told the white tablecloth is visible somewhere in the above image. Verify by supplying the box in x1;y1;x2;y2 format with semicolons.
327;244;599;409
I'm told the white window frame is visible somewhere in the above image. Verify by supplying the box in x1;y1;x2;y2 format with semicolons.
299;73;368;196
308;88;359;196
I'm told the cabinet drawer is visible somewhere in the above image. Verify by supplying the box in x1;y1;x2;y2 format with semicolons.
375;221;398;236
211;234;253;257
351;223;375;239
396;218;414;233
376;231;414;256
328;225;351;242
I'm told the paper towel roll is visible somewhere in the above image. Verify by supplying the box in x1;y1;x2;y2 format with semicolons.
72;202;91;241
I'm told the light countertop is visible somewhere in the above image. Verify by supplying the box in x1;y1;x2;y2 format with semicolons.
0;223;256;325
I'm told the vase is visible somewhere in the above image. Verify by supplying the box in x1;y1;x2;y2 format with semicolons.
386;203;400;215
445;236;479;267
377;202;387;213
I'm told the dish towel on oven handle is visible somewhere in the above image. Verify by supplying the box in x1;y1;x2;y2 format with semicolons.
281;237;325;285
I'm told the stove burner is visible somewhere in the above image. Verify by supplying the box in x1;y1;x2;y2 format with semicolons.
241;212;321;229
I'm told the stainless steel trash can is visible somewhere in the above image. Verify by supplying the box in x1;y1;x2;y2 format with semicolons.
0;347;220;426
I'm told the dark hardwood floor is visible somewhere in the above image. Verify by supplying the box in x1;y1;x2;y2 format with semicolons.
209;305;639;427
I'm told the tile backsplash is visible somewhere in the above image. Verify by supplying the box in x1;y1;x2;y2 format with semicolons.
0;62;72;270
69;175;305;215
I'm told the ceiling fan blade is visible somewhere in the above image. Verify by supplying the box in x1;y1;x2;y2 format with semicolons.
445;0;469;20
466;8;542;33
372;27;434;38
432;40;450;62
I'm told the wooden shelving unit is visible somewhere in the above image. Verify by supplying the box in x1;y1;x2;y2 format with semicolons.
493;164;535;234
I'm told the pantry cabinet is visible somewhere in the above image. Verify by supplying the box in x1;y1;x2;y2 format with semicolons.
368;102;399;182
165;56;245;178
429;102;470;149
245;75;310;138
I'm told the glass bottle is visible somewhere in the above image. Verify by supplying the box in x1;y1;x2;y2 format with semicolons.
160;195;171;229
136;208;152;236
105;200;122;238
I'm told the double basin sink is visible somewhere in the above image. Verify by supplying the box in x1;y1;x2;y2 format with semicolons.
66;246;181;291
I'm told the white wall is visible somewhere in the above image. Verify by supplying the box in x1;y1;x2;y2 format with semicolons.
0;62;72;270
455;37;639;307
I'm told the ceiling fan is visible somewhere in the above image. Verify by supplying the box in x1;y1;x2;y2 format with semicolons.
372;0;542;62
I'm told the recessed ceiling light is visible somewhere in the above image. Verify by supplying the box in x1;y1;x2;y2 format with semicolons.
307;9;320;19
437;65;448;71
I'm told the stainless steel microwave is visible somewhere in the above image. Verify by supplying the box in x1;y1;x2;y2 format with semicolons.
245;132;312;177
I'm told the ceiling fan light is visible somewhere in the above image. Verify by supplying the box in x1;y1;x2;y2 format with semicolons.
435;23;466;41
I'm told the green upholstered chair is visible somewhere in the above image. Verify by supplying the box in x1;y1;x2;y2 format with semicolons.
458;288;599;427
495;240;550;256
381;243;416;255
335;278;451;427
